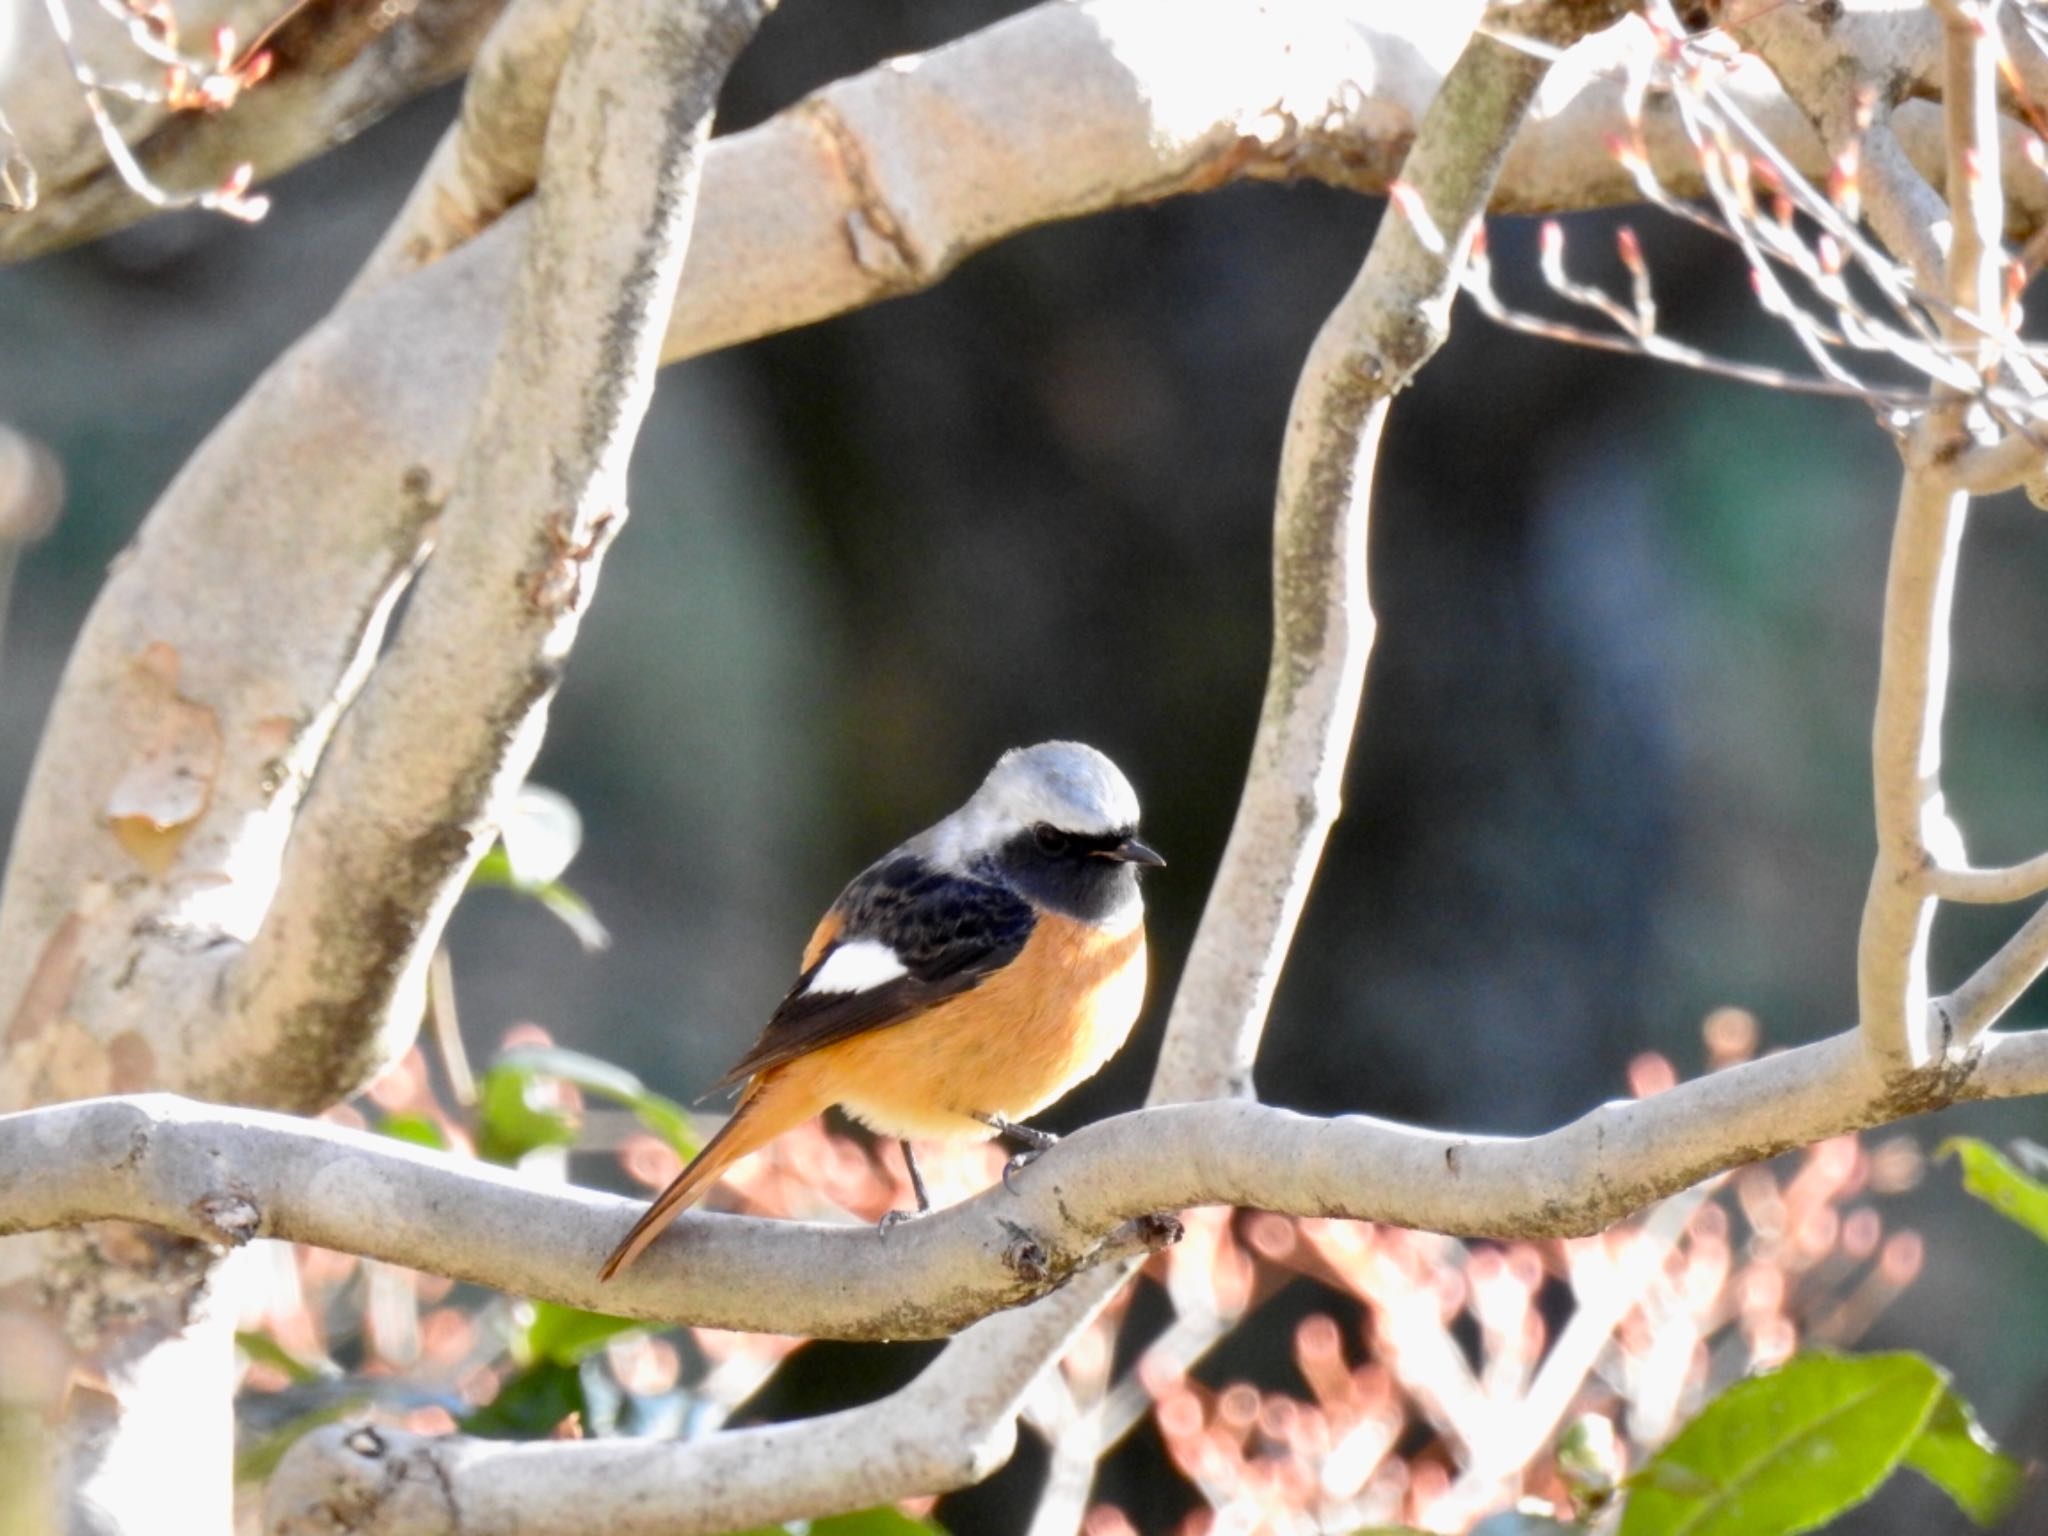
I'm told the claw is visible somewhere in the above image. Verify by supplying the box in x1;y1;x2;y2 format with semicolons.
1001;1146;1044;1194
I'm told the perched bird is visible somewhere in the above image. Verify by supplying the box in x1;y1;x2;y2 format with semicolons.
598;741;1163;1280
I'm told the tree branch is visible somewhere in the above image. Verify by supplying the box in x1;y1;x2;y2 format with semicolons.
1146;0;1622;1103
347;0;589;297
14;0;2048;268
2;1029;2041;1345
1858;0;2009;1072
214;0;771;1108
1926;851;2048;903
1732;0;2018;1073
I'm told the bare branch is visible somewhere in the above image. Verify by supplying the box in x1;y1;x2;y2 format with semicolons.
1948;900;2048;1042
1927;851;2048;902
348;0;590;296
1728;0;2017;1072
1848;0;2008;1073
0;1095;1179;1340
1858;463;1971;1073
223;0;772;1106
1150;0;1624;1103
1;1027;2040;1342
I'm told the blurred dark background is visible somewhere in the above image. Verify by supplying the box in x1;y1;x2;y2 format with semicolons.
4;1;2048;1529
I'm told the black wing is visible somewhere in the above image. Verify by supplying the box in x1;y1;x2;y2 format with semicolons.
714;855;1035;1089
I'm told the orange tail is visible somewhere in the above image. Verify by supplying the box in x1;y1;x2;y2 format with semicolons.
597;1075;818;1281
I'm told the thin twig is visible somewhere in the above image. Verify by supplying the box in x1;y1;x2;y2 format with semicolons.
38;0;268;222
1927;852;2048;903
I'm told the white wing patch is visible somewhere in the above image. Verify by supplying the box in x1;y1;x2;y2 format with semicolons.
805;937;910;996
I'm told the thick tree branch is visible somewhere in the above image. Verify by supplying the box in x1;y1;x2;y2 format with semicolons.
12;0;2048;268
0;2;763;1529
4;1029;2043;1343
348;0;589;297
224;0;770;1109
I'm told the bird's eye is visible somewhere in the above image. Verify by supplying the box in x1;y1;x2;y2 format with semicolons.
1033;822;1070;856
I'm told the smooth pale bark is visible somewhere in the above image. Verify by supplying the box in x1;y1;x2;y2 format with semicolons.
1;1026;2040;1342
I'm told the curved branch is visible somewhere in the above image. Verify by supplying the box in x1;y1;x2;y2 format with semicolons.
1927;851;2048;903
8;1032;2046;1342
348;0;590;297
1732;0;2013;1073
1146;0;1624;1103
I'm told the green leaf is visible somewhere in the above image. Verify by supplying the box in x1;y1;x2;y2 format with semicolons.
810;1511;950;1535
1903;1387;2024;1527
531;879;612;952
234;1398;365;1483
467;785;612;953
517;1301;642;1368
470;843;518;888
232;1330;337;1386
707;1510;947;1536
495;1045;700;1159
376;1111;448;1151
475;1058;580;1166
1620;1352;1945;1536
499;785;584;886
460;1360;587;1440
1940;1137;2048;1245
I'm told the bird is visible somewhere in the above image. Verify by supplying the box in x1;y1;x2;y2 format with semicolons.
598;740;1163;1281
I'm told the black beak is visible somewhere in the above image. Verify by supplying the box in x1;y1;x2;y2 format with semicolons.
1097;836;1165;868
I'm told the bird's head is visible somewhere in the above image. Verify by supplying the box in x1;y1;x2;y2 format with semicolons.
931;741;1162;921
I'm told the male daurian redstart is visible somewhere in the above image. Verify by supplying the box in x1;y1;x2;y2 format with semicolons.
598;741;1162;1280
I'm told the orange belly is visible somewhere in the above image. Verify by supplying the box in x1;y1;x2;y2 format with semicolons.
768;912;1148;1140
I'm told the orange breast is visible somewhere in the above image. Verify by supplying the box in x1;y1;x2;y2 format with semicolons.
770;912;1148;1141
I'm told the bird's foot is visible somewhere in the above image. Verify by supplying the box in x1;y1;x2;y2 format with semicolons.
972;1113;1060;1193
1000;1147;1046;1195
877;1206;924;1237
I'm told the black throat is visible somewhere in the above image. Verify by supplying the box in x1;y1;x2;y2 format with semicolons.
984;828;1142;924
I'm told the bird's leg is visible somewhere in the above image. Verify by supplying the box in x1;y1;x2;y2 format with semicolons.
878;1140;931;1235
975;1113;1059;1192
